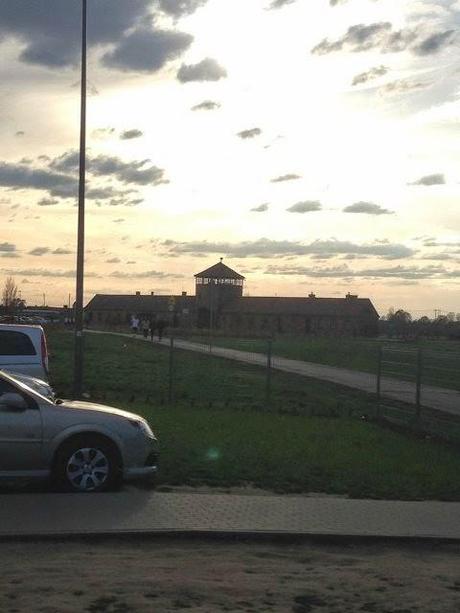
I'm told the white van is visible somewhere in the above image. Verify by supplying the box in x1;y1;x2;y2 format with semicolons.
0;324;49;380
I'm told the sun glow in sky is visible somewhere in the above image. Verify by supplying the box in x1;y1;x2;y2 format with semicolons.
0;0;459;316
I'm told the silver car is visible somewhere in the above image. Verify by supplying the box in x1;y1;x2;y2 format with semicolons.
0;371;159;492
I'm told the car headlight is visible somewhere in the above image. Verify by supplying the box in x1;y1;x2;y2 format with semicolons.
129;418;155;439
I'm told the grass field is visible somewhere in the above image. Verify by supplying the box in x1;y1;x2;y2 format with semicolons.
177;333;460;390
46;327;460;500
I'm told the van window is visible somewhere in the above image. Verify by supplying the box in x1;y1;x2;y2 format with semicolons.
0;331;37;356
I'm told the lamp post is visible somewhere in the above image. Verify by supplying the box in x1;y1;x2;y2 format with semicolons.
73;0;87;397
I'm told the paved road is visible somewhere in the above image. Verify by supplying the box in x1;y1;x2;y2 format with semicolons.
89;331;460;416
0;488;459;540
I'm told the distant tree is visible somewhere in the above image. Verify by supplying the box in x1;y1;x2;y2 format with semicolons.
388;308;412;339
1;277;25;315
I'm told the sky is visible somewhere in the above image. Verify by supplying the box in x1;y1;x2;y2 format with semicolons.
0;0;459;318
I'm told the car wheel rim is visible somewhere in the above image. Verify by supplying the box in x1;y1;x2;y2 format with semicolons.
66;447;109;491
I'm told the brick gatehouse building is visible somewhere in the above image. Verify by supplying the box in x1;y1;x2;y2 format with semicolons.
85;260;379;336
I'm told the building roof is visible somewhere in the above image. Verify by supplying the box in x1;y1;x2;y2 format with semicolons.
221;296;379;318
85;294;195;311
194;260;245;280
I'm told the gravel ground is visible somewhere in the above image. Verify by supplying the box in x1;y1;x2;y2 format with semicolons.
1;538;460;612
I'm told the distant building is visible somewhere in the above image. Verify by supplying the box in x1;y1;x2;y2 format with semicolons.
85;260;379;336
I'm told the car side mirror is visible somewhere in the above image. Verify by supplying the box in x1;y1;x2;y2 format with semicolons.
0;393;28;411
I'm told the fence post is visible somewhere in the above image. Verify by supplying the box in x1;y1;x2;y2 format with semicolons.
376;344;382;418
168;336;174;405
265;338;272;408
415;347;422;420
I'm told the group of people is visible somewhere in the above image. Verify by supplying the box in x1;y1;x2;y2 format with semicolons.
130;315;166;341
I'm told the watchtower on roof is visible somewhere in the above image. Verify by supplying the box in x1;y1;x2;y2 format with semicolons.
194;259;245;323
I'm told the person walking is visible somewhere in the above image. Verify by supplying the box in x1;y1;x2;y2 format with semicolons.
157;318;166;342
141;317;149;339
131;314;139;335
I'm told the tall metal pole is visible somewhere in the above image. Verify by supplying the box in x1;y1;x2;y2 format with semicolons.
73;0;87;398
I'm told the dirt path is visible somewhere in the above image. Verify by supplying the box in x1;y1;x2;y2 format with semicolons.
1;538;460;612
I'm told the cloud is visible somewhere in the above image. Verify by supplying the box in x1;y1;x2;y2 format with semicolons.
163;237;415;259
191;100;221;111
0;268;99;278
250;203;269;212
102;27;193;73
156;0;208;17
37;197;59;206
410;173;445;186
28;247;50;256
120;129;143;140
0;253;21;259
15;131;25;137
237;128;262;139
343;202;394;215
268;0;296;8
381;79;428;94
52;248;72;255
113;218;125;223
264;263;455;280
106;257;121;263
0;0;153;68
50;151;168;187
0;161;77;198
352;65;388;86
0;243;17;253
286;201;322;213
312;22;453;56
413;30;455;55
271;173;301;183
177;58;227;82
109;270;184;279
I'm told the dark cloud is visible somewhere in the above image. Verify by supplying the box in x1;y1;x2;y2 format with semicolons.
0;1;153;68
177;58;227;82
15;131;25;137
343;202;393;215
410;173;445;186
352;65;388;86
156;0;208;17
413;30;455;55
0;161;77;198
191;100;221;111
52;248;72;255
312;22;453;56
287;201;322;213
50;151;168;187
237;128;262;139
271;173;301;183
28;247;50;256
163;238;415;259
113;218;125;223
120;129;144;140
102;27;193;73
106;257;121;263
0;243;17;253
250;203;269;213
37;197;59;206
0;253;21;259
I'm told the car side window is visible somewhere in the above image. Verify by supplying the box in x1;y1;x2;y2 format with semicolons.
0;378;37;410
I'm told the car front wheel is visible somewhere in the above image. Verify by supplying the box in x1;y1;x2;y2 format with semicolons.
54;436;121;492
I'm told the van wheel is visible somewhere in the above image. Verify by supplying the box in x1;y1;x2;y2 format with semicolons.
53;436;121;492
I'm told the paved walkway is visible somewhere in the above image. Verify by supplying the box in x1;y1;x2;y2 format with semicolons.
0;489;459;540
88;331;460;416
